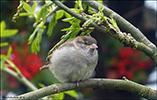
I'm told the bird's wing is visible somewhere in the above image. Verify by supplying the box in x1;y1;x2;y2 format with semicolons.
40;52;53;71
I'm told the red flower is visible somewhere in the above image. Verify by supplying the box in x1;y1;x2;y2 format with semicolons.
109;47;153;80
6;42;43;80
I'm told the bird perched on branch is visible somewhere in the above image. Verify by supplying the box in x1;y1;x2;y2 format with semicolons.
40;36;98;86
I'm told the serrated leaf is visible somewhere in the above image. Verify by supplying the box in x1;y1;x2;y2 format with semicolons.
23;2;33;14
1;29;18;37
64;90;78;98
1;21;5;32
56;10;64;20
0;42;8;47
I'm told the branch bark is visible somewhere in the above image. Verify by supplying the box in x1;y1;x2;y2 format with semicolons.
52;0;157;63
82;0;155;48
8;78;157;100
82;0;157;63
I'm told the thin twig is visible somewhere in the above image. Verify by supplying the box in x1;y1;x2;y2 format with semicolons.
82;0;156;48
52;0;157;63
1;67;38;91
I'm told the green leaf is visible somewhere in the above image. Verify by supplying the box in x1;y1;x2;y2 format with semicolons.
26;0;30;2
31;29;42;53
38;83;45;88
72;22;80;29
95;0;104;5
98;5;101;11
23;2;33;14
45;0;52;5
0;54;6;59
29;22;45;53
19;13;31;16
6;46;12;58
6;59;21;74
0;42;8;47
0;46;12;60
46;14;57;36
61;28;71;31
1;29;18;37
28;28;38;44
32;2;38;12
88;10;97;14
64;90;78;98
56;10;64;20
70;29;80;39
42;8;47;22
107;18;118;29
64;12;72;18
82;3;87;10
53;93;64;100
0;60;8;69
0;21;5;31
0;56;7;69
62;17;75;22
36;5;47;22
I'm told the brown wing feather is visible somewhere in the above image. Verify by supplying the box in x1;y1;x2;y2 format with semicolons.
40;38;75;71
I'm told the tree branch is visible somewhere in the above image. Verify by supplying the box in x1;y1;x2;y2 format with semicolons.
82;0;155;48
52;0;157;63
8;78;157;100
1;67;38;91
82;0;157;63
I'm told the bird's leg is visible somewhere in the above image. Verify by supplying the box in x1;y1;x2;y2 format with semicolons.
76;80;83;87
76;81;79;87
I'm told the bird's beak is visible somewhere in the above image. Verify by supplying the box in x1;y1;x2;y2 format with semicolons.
87;43;98;49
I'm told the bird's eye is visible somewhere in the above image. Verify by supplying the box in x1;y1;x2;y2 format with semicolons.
83;41;88;45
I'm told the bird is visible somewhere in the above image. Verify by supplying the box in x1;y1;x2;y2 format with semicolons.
40;36;98;86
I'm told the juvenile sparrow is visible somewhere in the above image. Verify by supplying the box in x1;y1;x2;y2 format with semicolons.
40;36;98;86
